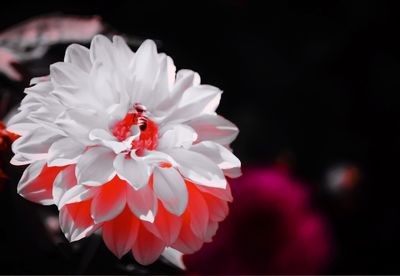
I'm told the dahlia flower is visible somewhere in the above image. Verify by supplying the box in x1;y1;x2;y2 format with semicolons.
7;35;241;266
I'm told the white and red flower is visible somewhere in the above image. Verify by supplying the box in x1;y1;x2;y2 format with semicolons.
7;35;240;266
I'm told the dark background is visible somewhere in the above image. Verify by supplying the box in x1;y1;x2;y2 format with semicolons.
1;0;400;274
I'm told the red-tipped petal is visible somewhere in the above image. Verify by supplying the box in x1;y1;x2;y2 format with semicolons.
132;224;166;265
143;203;182;246
102;207;139;258
91;177;127;223
60;200;98;242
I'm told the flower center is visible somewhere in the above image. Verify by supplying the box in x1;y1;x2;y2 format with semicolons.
111;104;158;153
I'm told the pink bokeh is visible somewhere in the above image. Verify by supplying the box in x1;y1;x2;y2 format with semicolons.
184;167;332;274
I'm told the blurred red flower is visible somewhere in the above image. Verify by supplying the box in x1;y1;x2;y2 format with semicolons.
184;167;331;274
0;122;18;188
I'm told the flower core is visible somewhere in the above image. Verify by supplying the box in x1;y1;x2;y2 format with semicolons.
112;104;158;154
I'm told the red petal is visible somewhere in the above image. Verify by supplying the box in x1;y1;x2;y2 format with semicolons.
132;223;166;265
19;164;65;205
143;202;182;245
91;177;127;223
202;192;229;222
102;207;139;258
60;200;98;242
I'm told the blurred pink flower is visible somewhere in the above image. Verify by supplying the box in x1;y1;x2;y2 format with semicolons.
184;167;331;274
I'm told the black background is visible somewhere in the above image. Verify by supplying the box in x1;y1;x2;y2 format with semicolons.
1;0;400;274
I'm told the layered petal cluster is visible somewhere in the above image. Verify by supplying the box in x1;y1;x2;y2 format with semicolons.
8;35;240;265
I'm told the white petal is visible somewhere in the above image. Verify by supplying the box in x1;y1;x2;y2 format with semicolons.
59;202;99;242
223;167;242;178
161;247;186;270
89;61;119;107
173;69;200;97
90;35;115;66
7;122;37;136
30;75;50;85
53;165;77;206
158;124;197;150
167;85;222;123
188;114;239;145
164;148;226;189
112;35;134;69
55;108;107;145
17;160;46;200
89;128;139;154
12;127;61;160
130;40;160;106
151;54;176;108
140;150;177;167
190;141;241;170
10;153;32;166
64;44;92;73
153;167;188;216
50;62;88;88
58;185;98;210
113;153;151;190
156;69;200;113
126;184;157;222
17;160;63;205
76;147;116;186
48;138;84;167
